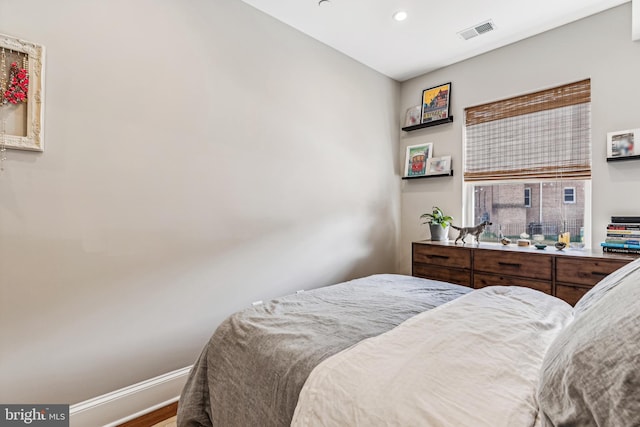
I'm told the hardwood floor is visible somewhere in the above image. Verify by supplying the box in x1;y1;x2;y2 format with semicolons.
151;416;176;427
117;402;177;427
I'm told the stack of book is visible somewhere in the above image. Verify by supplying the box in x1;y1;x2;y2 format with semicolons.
601;216;640;254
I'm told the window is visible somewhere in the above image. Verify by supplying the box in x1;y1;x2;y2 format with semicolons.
564;187;576;203
463;80;591;245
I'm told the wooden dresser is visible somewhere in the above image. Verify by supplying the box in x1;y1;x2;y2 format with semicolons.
412;241;638;305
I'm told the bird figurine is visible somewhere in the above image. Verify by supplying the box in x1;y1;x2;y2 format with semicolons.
501;237;511;245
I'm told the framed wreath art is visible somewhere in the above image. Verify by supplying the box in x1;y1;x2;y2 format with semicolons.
0;32;45;153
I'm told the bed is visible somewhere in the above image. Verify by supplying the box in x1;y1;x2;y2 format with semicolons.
177;262;640;427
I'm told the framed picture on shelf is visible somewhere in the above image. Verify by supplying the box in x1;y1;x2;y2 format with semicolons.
404;105;421;127
607;129;640;159
426;155;451;174
404;143;433;177
421;82;451;123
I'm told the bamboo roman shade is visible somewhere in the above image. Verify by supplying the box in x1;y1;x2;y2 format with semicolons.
464;79;591;182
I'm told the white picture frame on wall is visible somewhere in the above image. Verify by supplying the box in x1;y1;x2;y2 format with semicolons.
0;33;45;152
404;143;433;177
404;105;421;127
607;129;640;160
426;155;451;175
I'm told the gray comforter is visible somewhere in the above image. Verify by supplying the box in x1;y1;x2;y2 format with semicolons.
177;274;470;427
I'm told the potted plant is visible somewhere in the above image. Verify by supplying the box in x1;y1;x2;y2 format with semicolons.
420;206;453;241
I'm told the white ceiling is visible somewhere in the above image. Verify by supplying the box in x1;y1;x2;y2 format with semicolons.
240;0;629;81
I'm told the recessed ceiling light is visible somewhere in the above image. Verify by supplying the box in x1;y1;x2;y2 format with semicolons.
392;10;408;22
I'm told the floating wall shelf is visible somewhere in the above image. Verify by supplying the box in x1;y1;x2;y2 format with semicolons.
606;155;640;162
402;170;454;180
402;116;454;132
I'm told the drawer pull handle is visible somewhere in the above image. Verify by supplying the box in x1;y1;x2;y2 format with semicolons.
498;262;521;268
591;271;608;277
429;255;450;260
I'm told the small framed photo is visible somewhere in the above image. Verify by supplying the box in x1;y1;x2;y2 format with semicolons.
421;82;451;123
404;143;433;177
607;129;640;159
426;155;451;174
404;105;421;127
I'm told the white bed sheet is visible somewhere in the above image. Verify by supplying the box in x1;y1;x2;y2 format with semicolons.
291;286;573;427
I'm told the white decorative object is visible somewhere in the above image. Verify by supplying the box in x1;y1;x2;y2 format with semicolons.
0;33;45;152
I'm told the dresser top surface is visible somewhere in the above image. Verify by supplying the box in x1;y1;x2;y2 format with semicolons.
413;240;639;261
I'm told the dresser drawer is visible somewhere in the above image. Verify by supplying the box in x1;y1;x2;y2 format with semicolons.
413;264;472;287
473;273;551;294
474;250;552;281
413;244;471;269
556;257;629;286
555;284;591;306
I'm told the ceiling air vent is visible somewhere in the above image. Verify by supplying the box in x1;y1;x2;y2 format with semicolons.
458;20;496;40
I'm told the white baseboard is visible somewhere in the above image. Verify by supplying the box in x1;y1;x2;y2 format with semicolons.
70;365;192;427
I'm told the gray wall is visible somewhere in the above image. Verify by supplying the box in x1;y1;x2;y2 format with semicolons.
0;0;401;403
399;3;640;273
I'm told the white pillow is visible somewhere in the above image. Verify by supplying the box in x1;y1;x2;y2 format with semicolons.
538;258;640;426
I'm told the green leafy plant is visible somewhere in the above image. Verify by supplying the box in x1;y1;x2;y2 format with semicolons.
420;206;453;229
